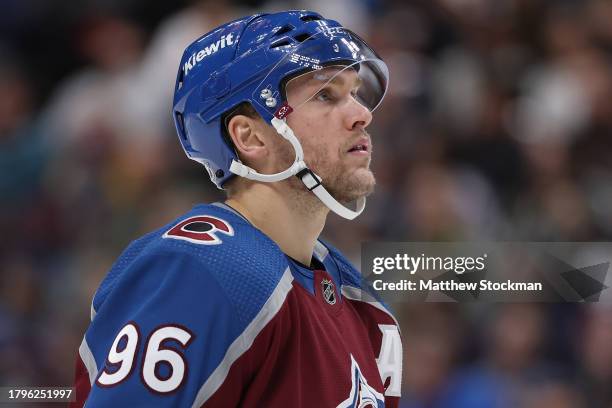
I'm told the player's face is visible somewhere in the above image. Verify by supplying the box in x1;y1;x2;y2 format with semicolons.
284;67;375;203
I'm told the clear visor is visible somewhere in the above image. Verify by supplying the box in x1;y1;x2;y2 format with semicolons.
252;27;389;115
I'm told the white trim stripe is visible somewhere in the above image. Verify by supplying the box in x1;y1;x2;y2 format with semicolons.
191;267;294;407
90;302;97;321
313;241;329;262
342;285;399;328
79;336;99;385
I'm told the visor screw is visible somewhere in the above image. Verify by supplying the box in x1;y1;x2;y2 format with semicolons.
265;97;277;108
260;88;272;99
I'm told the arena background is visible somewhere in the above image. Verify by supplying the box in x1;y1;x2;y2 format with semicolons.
1;0;612;407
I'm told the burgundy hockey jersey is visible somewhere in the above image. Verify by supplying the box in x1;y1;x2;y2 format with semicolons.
72;203;402;407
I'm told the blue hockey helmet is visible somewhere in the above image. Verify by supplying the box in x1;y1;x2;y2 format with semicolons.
172;10;388;219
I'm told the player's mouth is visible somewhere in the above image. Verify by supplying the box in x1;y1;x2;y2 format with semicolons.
347;138;370;156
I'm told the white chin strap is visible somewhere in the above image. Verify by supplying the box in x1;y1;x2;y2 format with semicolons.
228;116;365;220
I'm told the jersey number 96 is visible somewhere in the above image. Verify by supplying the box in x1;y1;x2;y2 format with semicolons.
96;323;194;394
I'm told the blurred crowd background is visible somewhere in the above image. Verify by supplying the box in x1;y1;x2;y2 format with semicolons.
1;0;612;406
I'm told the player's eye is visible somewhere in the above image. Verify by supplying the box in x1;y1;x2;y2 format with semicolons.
313;86;361;105
315;89;334;102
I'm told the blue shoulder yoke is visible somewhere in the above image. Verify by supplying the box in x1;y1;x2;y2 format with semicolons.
93;204;290;328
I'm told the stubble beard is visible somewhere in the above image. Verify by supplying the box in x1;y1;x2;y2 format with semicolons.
274;138;376;208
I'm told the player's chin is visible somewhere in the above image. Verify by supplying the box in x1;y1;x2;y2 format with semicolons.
333;170;376;203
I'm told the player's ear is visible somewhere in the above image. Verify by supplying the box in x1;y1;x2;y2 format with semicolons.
227;114;268;162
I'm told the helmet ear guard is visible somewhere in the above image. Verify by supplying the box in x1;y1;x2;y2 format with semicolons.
173;11;388;219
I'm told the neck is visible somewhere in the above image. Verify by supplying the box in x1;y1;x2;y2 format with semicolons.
226;182;328;266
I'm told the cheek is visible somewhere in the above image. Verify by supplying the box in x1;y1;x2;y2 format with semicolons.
289;105;336;132
288;110;343;160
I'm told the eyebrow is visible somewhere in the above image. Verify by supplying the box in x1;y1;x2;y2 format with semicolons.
305;70;363;89
327;73;363;89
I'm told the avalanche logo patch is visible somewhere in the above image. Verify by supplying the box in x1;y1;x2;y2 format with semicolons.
337;355;385;408
163;215;234;245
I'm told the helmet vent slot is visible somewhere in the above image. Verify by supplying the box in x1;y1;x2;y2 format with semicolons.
293;33;312;43
300;15;321;22
175;112;187;140
270;39;291;49
274;24;294;36
177;69;184;90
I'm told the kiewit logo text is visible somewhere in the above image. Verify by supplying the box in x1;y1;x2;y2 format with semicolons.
184;33;235;76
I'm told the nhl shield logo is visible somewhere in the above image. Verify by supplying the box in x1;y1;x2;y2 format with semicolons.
321;278;337;305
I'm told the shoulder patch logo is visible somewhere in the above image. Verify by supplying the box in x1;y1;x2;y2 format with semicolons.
163;215;234;245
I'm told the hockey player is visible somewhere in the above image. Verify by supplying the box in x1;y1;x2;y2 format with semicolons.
72;10;402;407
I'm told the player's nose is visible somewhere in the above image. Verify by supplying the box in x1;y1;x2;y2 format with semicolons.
344;97;373;131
